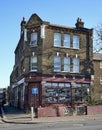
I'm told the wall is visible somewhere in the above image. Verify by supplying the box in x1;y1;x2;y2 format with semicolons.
38;105;102;117
38;106;65;117
93;60;102;101
87;105;102;115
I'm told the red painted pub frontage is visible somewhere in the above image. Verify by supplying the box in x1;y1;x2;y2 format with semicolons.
11;73;91;117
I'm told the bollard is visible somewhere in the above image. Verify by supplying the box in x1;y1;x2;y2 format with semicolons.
31;107;34;121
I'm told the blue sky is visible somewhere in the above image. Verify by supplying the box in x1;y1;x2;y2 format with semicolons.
0;0;102;88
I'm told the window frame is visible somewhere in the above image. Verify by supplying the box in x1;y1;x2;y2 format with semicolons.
45;82;71;103
30;32;38;46
73;35;79;49
100;61;102;68
100;77;102;85
54;56;61;72
30;56;37;72
64;57;70;72
73;57;80;73
54;33;61;47
63;34;70;48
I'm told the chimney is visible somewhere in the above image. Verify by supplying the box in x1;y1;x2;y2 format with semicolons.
20;17;26;36
75;17;84;28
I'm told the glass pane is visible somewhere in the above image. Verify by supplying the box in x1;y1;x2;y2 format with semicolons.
54;56;61;71
46;88;58;96
100;61;102;68
45;82;52;87
73;58;79;73
73;35;79;49
59;88;71;96
82;84;89;87
75;96;82;102
45;82;72;103
52;83;58;87
31;57;37;63
32;33;37;40
65;83;70;87
58;97;71;102
30;33;37;45
75;89;82;96
30;56;37;71
46;97;58;103
64;57;70;72
76;84;81;87
59;83;64;87
64;34;70;47
54;33;61;46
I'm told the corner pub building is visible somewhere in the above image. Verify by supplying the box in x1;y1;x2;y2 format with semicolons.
10;14;93;117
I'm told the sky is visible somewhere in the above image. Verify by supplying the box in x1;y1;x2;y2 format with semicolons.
0;0;102;88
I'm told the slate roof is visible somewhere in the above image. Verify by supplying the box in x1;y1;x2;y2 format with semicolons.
93;53;102;60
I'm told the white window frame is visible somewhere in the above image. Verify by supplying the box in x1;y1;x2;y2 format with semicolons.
73;35;79;49
63;34;70;48
30;32;37;46
64;57;70;72
100;61;102;68
54;56;61;72
54;33;61;47
100;77;102;85
30;56;37;72
73;57;80;73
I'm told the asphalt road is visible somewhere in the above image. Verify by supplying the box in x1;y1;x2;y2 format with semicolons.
0;120;102;130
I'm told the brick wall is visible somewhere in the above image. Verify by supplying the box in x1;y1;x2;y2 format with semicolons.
38;105;102;117
38;106;65;117
87;105;102;115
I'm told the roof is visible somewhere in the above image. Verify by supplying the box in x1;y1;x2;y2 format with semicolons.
93;53;102;61
49;23;74;30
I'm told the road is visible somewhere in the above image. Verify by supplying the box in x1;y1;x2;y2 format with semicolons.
0;120;102;130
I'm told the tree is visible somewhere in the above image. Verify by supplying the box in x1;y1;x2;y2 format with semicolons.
94;24;102;53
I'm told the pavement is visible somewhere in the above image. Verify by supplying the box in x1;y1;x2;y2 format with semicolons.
1;105;102;124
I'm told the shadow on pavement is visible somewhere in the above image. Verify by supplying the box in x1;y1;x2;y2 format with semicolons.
3;104;25;115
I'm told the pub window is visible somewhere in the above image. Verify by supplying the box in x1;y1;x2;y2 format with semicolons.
45;82;71;103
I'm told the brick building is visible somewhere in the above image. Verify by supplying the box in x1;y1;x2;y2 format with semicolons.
10;14;93;116
93;53;102;102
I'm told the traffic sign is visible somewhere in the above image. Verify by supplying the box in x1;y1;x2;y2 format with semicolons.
32;88;38;94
